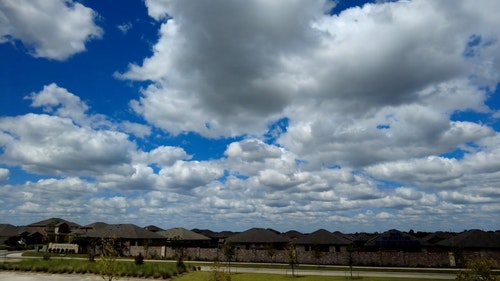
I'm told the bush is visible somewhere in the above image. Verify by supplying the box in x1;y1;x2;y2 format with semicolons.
456;258;498;281
176;259;187;273
208;262;231;281
43;252;50;260
135;253;144;265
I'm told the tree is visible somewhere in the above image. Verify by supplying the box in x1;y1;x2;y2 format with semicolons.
208;262;231;281
265;243;277;263
286;242;299;278
97;236;120;281
347;244;356;280
456;258;497;281
223;242;235;274
143;239;152;258
311;242;324;267
170;236;186;273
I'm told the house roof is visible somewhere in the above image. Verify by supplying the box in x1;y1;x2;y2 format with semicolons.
225;228;290;244
28;218;80;229
283;230;305;240
295;229;352;245
144;225;164;232
422;231;455;245
80;223;165;240
437;230;500;249
156;227;210;241
351;232;374;242
364;229;426;247
0;224;22;237
192;229;238;239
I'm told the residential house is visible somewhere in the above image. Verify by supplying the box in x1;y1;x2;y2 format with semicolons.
0;224;45;248
157;227;212;260
436;229;500;266
76;222;165;257
26;218;80;243
225;228;290;250
192;229;236;248
295;229;352;253
363;229;428;252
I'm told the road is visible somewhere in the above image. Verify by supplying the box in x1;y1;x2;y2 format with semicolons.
200;266;457;279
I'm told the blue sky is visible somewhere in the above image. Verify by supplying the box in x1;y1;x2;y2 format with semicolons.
1;0;499;233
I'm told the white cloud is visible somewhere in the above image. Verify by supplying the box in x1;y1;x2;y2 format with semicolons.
133;146;190;167
119;0;500;141
1;0;500;232
117;22;132;34
157;160;224;191
0;0;103;60
225;139;284;163
0;168;9;183
0;113;135;176
365;156;465;189
26;83;89;124
0;177;97;219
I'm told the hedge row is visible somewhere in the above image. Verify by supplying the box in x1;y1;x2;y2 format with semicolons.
0;259;197;279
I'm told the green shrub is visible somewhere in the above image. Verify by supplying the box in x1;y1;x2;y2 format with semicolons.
135;253;144;265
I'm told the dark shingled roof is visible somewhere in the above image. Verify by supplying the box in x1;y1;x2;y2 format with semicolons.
144;225;164;232
295;229;352;245
28;218;80;228
0;224;23;237
283;230;305;240
81;223;164;239
437;230;500;249
364;229;427;247
156;227;210;241
422;231;454;244
226;228;290;244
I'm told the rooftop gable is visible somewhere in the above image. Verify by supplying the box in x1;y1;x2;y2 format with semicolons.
157;227;210;241
81;223;165;240
28;218;80;229
295;229;352;245
226;228;290;244
364;229;426;247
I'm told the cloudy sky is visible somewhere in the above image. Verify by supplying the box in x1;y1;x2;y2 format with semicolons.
1;0;499;233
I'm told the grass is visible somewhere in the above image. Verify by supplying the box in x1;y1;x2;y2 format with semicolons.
0;258;194;279
176;271;435;281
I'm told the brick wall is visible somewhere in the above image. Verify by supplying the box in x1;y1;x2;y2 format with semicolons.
126;246;500;268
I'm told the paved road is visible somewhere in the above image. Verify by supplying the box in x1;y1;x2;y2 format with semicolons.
0;269;457;280
0;272;103;281
200;266;457;279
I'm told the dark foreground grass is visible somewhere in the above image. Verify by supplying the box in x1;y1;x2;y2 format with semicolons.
176;271;435;281
0;258;193;279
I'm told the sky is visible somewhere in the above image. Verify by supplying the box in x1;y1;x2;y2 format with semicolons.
0;0;499;234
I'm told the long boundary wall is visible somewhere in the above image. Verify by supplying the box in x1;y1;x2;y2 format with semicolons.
128;246;500;267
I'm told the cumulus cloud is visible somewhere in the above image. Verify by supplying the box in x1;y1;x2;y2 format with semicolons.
0;0;103;60
26;83;90;124
1;0;500;232
0;168;9;183
0;177;97;219
118;0;499;141
0;113;135;176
